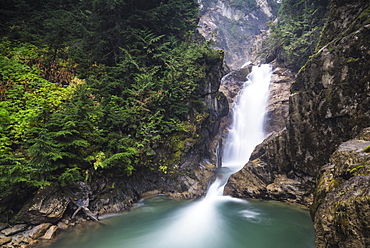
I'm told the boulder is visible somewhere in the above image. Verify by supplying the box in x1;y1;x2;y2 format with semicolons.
1;224;27;236
28;223;52;239
41;225;60;240
16;185;70;224
0;237;12;246
57;222;69;230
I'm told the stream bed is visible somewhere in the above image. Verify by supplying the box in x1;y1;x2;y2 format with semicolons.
44;195;315;248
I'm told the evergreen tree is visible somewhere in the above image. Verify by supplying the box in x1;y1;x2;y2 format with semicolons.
267;0;331;71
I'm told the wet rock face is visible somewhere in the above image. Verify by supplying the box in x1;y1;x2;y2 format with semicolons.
177;49;228;171
218;66;252;138
222;65;300;202
312;128;370;248
265;67;294;135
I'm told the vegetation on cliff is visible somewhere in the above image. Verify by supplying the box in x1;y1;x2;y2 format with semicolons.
0;0;223;218
266;0;331;71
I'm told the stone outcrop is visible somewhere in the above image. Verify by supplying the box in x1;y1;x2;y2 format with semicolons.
265;67;293;135
16;186;70;225
312;128;370;248
41;225;60;240
1;224;27;236
28;223;52;239
226;0;370;246
0;237;12;246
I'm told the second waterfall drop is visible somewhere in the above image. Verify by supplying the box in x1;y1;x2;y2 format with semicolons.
206;64;272;198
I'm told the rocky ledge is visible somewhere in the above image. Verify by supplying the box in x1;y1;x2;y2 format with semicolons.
312;127;370;248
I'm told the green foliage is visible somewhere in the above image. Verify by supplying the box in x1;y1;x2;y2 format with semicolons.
0;0;221;218
358;7;370;26
88;32;217;173
349;165;364;174
267;0;331;71
0;39;76;196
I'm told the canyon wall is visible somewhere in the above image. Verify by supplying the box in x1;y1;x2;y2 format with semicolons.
226;0;370;246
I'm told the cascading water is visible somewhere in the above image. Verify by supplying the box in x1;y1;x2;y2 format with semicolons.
46;64;315;248
206;64;272;198
222;64;271;167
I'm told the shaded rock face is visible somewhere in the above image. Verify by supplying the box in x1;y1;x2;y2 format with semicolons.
198;0;275;69
16;186;70;225
312;128;370;248
184;52;229;169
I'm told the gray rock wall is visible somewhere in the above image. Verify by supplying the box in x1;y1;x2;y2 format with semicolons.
197;0;275;69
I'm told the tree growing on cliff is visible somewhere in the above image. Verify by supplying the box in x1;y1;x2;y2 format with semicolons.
267;0;331;71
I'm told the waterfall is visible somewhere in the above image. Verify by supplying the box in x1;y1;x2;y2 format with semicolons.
206;64;272;198
47;64;316;248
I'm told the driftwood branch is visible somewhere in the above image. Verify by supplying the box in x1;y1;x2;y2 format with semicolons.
63;186;99;222
71;205;99;222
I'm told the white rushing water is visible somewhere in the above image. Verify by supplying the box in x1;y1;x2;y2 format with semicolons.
206;64;272;198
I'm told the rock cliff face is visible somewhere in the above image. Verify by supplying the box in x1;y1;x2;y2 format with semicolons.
313;128;370;248
226;0;370;246
197;0;276;69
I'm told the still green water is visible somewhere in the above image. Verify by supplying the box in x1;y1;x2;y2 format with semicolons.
46;195;315;248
